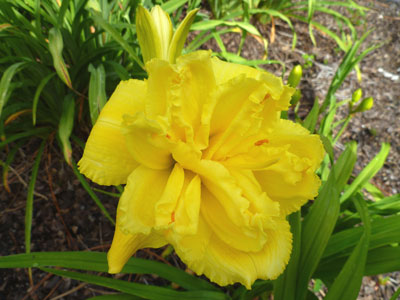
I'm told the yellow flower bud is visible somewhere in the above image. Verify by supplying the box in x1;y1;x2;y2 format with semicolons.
136;5;198;64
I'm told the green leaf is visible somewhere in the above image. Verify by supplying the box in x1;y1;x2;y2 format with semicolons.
0;127;50;148
363;182;385;201
191;20;261;36
332;141;358;191
340;143;390;203
233;280;273;300
368;194;400;214
58;95;75;165
87;294;145;300
324;195;371;300
316;245;400;284
297;170;339;300
57;0;70;27
320;135;334;163
249;8;297;49
88;64;107;125
273;211;301;300
72;161;115;225
40;267;227;300
91;10;144;69
0;251;217;292
302;97;319;133
322;214;400;259
390;286;400;300
48;27;72;88
0;62;26;118
365;246;400;276
32;73;55;125
296;143;357;300
161;0;189;13
25;139;46;254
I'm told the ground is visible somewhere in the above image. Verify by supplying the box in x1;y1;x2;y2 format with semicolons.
0;0;399;299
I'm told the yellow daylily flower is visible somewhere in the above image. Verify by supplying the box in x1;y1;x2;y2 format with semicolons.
78;51;324;289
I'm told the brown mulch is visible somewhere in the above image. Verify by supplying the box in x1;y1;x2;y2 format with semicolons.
1;0;399;299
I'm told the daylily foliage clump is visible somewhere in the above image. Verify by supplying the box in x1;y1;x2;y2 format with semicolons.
79;49;324;287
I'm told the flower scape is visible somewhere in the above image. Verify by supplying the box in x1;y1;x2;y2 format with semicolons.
78;50;324;289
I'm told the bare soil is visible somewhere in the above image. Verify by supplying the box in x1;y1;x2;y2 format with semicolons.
1;0;399;299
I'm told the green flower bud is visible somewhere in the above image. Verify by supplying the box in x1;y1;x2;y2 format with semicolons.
351;88;362;104
288;65;303;88
352;97;373;113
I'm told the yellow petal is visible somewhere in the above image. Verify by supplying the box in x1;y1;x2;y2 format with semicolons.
229;169;280;219
173;172;201;235
256;167;321;215
136;5;162;63
154;163;185;229
78;80;145;185
194;160;251;228
108;225;167;274
207;78;268;160
170;215;292;289
168;9;199;63
201;187;268;252
209;76;264;136
150;5;173;60
166;214;211;263
145;59;177;118
270;119;325;166
123;112;173;170
117;165;171;235
198;217;292;289
254;120;324;215
173;51;217;149
211;56;259;85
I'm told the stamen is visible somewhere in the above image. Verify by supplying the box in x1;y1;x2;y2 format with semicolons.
255;139;269;146
169;211;175;224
